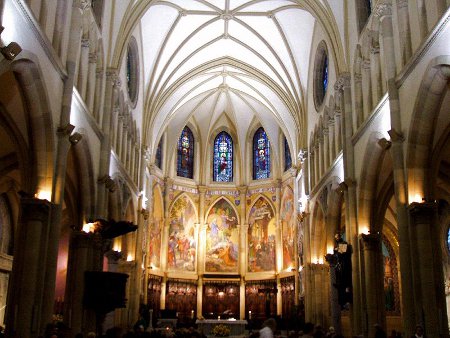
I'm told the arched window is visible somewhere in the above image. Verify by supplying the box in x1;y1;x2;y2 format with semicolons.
253;127;270;180
177;126;194;179
284;137;292;171
213;131;233;182
156;138;163;169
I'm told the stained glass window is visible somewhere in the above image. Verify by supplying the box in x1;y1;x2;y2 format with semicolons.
253;127;270;180
177;126;194;179
322;55;328;95
284;137;292;171
156;138;163;169
447;227;450;254
213;131;233;182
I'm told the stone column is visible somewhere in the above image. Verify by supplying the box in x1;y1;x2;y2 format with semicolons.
87;52;97;113
376;3;415;334
97;70;120;219
63;231;103;336
334;110;342;154
323;127;330;170
328;118;336;163
78;38;90;100
361;233;385;337
40;124;75;332
6;197;52;338
396;0;412;65
369;43;382;104
198;186;207;275
309;150;315;188
318;136;324;177
361;59;373;120
94;69;104;124
197;276;203;318
160;275;167;310
353;73;363;128
240;277;245;320
408;202;449;337
325;255;342;335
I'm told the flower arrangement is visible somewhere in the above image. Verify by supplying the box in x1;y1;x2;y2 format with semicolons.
211;324;230;337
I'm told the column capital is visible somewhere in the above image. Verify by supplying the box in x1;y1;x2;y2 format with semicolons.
98;175;117;192
89;52;97;63
297;148;308;163
57;123;75;138
397;0;408;9
81;38;90;48
377;138;392;150
106;68;121;87
96;69;104;78
73;0;91;11
388;129;404;143
354;73;362;83
408;201;437;223
238;185;248;195
374;2;392;19
334;73;351;91
360;233;381;251
362;59;371;69
198;185;208;194
20;196;52;221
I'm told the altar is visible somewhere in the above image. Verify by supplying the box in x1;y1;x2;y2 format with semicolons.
196;319;248;336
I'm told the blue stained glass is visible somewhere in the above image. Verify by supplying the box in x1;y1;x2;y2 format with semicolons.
284;137;292;171
177;127;194;179
323;55;328;95
253;127;270;180
447;228;450;253
213;131;233;182
156;138;163;169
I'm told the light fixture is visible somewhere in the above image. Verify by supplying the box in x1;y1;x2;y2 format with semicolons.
35;190;52;201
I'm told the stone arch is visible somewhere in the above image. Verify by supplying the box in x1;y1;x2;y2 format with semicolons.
406;56;450;201
5;58;55;196
310;198;326;262
358;132;391;232
205;196;239;225
247;195;277;272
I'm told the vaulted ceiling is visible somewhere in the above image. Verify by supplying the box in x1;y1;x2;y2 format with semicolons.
112;0;346;167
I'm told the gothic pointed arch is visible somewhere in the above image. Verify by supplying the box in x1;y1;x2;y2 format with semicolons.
213;131;233;182
253;127;271;180
247;195;276;272
177;126;195;179
205;197;239;273
168;193;198;271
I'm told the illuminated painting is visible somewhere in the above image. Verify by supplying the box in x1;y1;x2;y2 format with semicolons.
281;187;295;269
149;185;163;268
248;197;276;272
168;195;197;271
205;198;239;272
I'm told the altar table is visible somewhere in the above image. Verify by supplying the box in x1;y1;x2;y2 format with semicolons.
196;319;248;336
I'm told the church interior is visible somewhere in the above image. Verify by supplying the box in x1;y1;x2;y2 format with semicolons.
1;0;450;337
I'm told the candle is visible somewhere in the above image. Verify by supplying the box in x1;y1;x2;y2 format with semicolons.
218;315;221;320
191;310;194;319
249;310;252;319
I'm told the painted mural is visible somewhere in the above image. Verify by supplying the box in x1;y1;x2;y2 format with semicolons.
205;198;239;273
281;187;295;270
168;195;197;271
149;186;163;268
248;197;276;272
